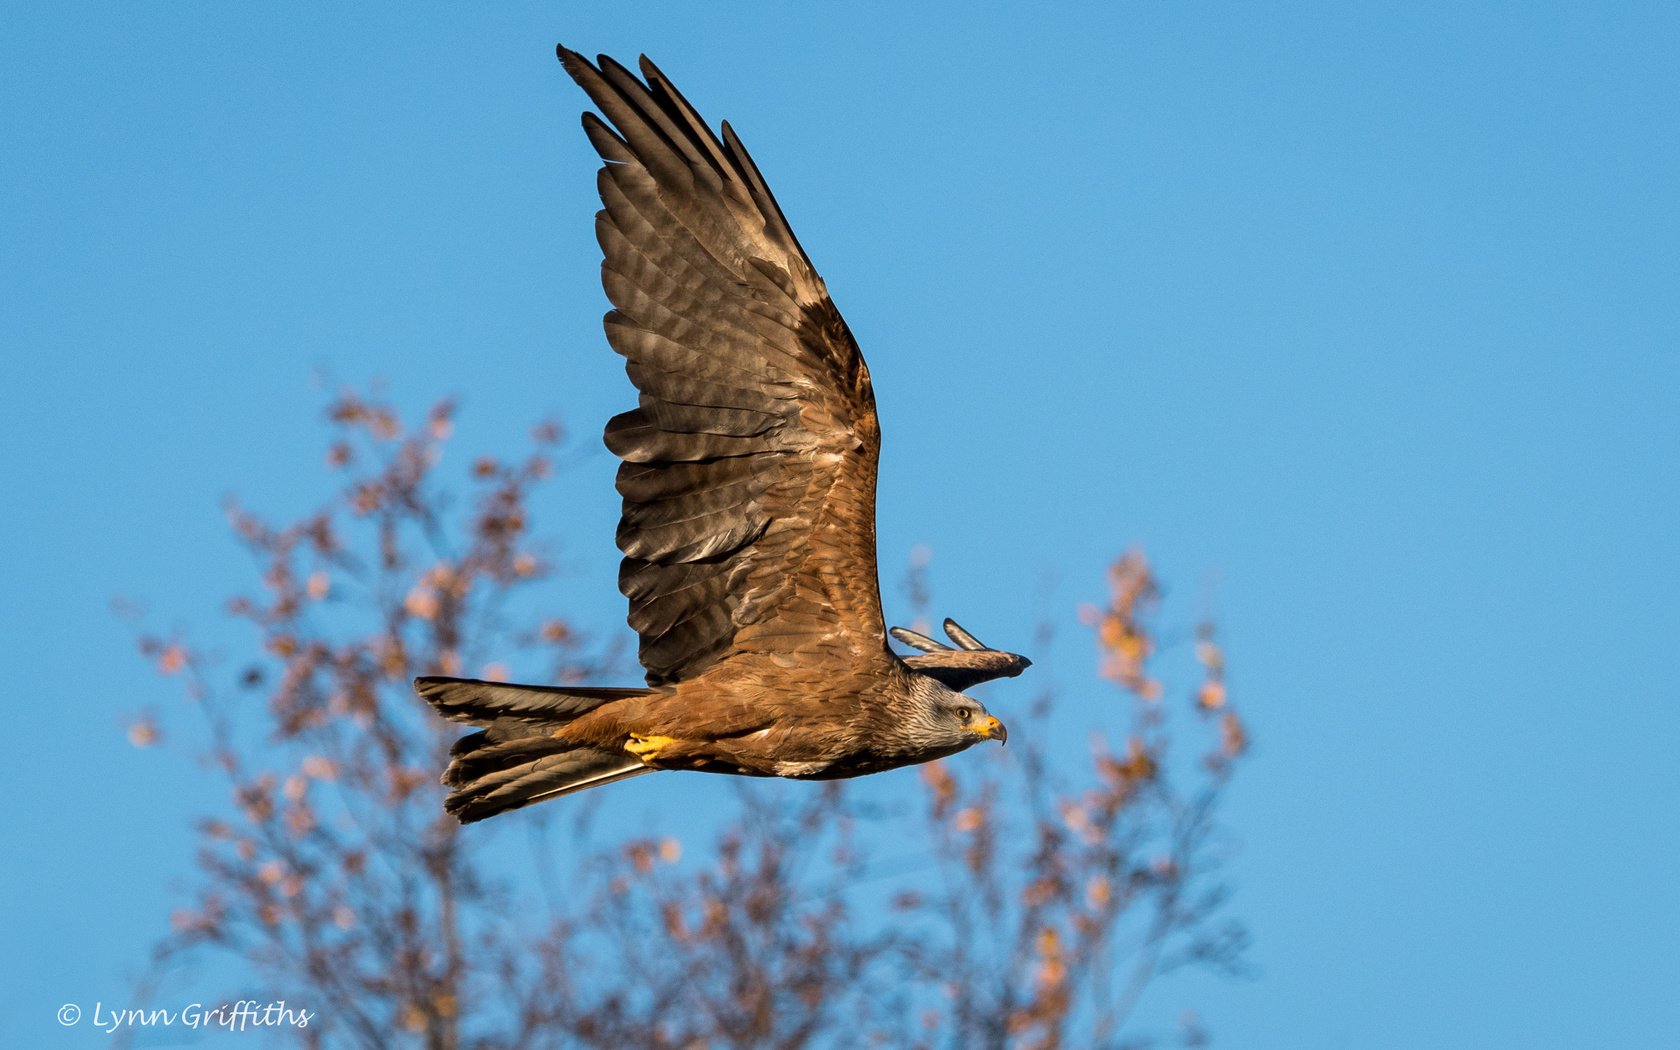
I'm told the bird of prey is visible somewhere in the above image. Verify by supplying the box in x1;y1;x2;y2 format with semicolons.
416;45;1029;823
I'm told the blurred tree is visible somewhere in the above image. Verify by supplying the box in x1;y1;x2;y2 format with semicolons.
130;390;1249;1049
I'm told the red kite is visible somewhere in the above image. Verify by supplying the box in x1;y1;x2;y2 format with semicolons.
417;46;1029;823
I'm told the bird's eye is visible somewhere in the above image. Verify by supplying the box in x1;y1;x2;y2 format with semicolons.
955;706;972;722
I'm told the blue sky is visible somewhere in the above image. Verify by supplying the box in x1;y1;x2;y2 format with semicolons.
4;2;1677;1046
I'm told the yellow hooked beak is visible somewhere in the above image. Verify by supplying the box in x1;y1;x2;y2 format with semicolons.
970;715;1007;745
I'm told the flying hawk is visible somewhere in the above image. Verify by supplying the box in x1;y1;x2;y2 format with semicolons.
416;46;1030;823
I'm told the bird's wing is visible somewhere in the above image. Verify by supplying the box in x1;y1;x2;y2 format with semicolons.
891;620;1034;691
559;47;886;686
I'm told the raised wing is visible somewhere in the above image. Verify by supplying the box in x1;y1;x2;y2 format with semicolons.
559;47;887;686
891;619;1033;691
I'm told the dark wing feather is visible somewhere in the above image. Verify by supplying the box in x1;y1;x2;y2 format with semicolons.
559;47;886;685
889;620;1034;690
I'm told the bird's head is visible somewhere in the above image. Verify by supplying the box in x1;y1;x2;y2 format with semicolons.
907;674;1007;753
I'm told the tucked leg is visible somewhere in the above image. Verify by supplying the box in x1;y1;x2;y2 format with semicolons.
624;733;677;762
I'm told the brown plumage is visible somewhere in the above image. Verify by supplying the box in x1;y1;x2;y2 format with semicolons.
416;46;1029;823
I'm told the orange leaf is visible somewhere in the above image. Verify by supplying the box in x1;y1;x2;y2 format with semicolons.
157;646;186;675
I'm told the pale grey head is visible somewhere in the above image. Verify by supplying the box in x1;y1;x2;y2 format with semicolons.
900;673;1008;755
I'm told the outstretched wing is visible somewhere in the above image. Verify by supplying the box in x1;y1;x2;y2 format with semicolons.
891;619;1034;691
559;47;886;686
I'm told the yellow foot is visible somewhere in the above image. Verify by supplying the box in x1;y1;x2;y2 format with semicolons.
624;734;676;762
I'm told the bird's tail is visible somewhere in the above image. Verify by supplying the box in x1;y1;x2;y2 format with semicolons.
415;676;654;823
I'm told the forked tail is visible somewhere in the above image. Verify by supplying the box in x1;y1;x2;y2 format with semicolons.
415;677;653;823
